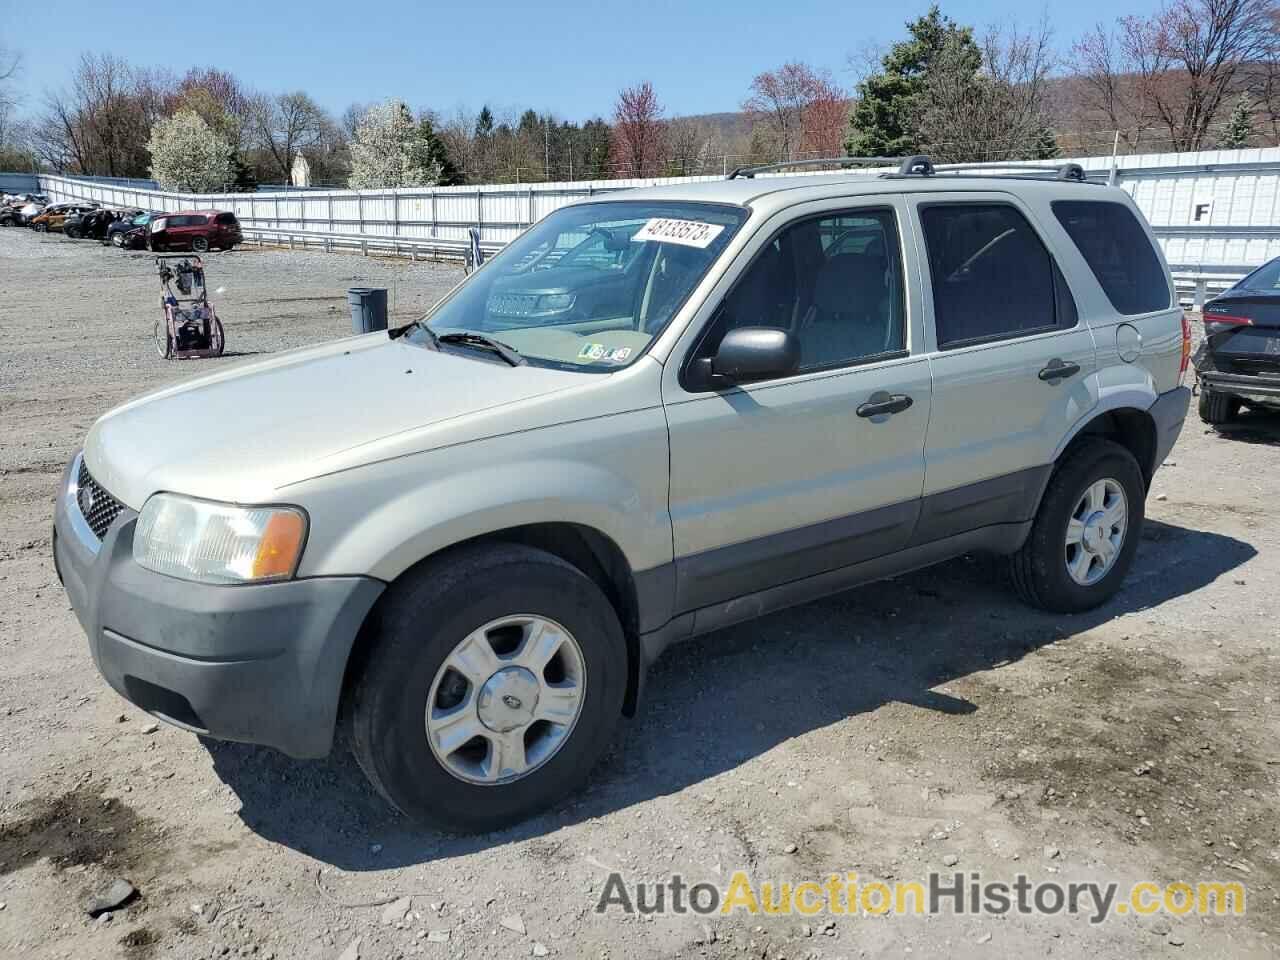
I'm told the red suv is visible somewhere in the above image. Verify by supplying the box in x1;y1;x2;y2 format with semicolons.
149;210;243;252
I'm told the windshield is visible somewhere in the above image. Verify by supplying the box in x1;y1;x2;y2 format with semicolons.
411;200;748;370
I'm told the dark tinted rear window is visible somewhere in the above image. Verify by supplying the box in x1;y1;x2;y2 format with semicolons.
1052;200;1169;315
215;212;238;225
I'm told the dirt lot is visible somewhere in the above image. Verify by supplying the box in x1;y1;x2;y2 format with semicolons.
1;227;1278;960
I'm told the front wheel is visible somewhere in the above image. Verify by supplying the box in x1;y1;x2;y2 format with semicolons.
1010;438;1145;613
34;223;47;233
111;232;125;247
349;544;628;832
191;236;209;253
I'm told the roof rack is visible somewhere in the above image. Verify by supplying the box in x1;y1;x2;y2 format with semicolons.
725;154;1090;183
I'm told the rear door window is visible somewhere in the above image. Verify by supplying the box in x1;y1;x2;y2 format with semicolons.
919;203;1074;348
1051;200;1170;314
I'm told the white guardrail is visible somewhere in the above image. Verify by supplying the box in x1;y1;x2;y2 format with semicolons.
31;147;1280;282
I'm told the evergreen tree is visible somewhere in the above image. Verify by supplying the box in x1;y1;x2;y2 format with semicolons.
1219;97;1253;149
417;115;462;185
846;6;980;157
1032;126;1059;160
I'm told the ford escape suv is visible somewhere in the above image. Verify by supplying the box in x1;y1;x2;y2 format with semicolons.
53;157;1191;831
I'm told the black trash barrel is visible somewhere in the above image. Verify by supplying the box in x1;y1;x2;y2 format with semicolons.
347;287;388;334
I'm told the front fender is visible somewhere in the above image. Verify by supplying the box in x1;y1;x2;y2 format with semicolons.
291;408;673;585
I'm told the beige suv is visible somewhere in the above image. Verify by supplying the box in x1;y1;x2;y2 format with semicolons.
54;157;1191;830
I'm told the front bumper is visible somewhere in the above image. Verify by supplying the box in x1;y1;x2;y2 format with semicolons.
54;454;384;758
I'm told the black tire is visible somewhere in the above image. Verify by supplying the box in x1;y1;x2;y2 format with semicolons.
153;319;173;359
34;222;47;233
1198;388;1240;425
211;317;225;357
65;226;80;239
1010;437;1145;613
191;236;209;253
349;543;628;832
111;232;125;248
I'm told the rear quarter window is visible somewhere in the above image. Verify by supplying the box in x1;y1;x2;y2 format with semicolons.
215;212;238;225
1052;200;1170;315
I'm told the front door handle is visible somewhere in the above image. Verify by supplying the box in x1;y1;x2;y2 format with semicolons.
856;391;913;418
1038;358;1081;382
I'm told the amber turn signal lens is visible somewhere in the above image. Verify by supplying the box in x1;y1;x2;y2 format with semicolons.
252;511;306;579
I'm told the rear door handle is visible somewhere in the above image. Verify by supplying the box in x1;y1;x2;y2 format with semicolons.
856;391;913;418
1038;358;1081;382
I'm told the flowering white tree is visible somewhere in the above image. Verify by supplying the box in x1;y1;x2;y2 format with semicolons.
348;99;442;189
147;110;234;191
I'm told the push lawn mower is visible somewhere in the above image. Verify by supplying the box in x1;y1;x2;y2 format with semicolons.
154;255;225;359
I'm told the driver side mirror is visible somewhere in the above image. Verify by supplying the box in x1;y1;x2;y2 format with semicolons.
687;326;801;390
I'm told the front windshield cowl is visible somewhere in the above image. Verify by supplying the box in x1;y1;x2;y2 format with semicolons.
409;200;748;372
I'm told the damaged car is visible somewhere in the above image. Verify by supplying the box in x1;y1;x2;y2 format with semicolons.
1193;256;1280;423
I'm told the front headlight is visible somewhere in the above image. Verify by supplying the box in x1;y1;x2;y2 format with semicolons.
133;494;307;584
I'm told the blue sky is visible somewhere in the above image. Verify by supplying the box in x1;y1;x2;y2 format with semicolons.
4;0;1161;122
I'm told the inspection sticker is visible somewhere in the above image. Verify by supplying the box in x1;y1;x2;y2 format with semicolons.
577;342;608;360
631;217;725;248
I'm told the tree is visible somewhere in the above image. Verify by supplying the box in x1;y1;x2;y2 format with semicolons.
36;53;169;177
417;113;462;185
847;6;980;156
1220;95;1255;146
744;61;848;161
147;109;235;191
610;81;665;177
246;90;327;183
1069;0;1277;152
348;99;443;189
915;20;1057;162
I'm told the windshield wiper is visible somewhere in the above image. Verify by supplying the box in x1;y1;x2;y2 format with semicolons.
436;331;525;366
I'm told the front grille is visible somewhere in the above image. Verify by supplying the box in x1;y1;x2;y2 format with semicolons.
76;460;125;540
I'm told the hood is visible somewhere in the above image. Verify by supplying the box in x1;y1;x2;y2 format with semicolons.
85;332;587;507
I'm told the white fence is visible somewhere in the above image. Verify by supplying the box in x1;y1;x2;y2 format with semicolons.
33;148;1280;285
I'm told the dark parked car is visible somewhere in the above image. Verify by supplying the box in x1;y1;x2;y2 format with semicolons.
106;210;151;247
1194;256;1280;423
64;208;120;241
149;210;242;252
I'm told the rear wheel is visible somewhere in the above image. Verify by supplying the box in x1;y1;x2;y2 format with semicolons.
153;318;173;359
210;317;225;357
1198;388;1241;425
349;543;628;832
1010;438;1145;613
65;226;80;239
34;223;47;233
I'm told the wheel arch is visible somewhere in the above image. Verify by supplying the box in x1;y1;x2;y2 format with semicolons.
1051;392;1160;487
341;521;647;722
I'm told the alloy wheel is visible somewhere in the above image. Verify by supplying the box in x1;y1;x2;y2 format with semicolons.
425;615;586;785
1064;478;1128;586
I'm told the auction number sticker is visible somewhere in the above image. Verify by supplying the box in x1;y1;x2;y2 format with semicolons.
631;218;725;248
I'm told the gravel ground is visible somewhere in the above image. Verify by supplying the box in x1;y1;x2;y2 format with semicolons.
1;227;1279;959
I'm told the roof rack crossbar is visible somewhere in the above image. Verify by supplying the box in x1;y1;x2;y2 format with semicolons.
726;156;901;179
926;161;1089;182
